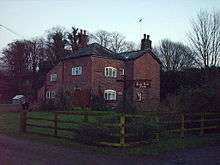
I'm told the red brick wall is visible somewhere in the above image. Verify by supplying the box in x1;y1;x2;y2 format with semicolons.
37;52;160;109
133;53;160;105
91;56;124;107
37;63;63;102
46;63;63;94
38;57;92;107
63;56;92;107
124;60;134;104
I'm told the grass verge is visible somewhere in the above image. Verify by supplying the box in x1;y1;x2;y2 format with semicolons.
0;111;219;156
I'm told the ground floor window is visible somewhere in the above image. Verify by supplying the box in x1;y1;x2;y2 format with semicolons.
104;90;117;100
46;91;56;99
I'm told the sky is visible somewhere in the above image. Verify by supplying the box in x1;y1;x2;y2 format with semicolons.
0;0;220;55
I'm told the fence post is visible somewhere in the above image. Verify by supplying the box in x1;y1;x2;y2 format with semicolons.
54;113;58;137
120;115;125;147
200;112;205;136
20;110;27;133
180;113;185;138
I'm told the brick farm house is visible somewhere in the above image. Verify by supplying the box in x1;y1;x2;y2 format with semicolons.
37;31;161;109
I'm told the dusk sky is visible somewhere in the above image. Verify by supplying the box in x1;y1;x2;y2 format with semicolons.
0;0;220;54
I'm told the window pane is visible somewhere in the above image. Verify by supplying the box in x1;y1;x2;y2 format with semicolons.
109;68;112;77
79;66;82;75
104;93;108;100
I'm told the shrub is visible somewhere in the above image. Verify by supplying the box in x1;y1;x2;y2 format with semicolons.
163;79;220;113
38;100;58;111
74;123;111;145
126;116;160;142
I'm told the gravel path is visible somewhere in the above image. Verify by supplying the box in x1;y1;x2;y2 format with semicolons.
0;134;219;165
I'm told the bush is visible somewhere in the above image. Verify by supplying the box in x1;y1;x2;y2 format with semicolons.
163;79;220;113
38;100;58;111
126;116;160;142
74;123;111;145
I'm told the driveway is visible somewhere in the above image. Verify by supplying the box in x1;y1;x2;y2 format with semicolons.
0;135;219;165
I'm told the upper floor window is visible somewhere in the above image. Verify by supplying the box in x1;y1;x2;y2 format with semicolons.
119;68;124;75
50;74;58;82
104;90;117;100
46;91;56;99
72;66;82;76
104;67;117;78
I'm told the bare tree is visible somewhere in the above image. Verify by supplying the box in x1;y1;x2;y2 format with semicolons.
187;10;220;68
109;32;126;53
91;30;137;53
90;30;111;48
156;39;196;71
124;41;137;52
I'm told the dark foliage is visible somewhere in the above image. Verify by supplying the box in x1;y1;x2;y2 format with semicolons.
176;80;220;113
38;100;59;111
74;123;111;145
161;67;220;100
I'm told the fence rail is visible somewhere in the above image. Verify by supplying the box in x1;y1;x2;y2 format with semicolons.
20;111;220;147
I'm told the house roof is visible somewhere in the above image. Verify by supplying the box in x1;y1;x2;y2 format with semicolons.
63;43;161;64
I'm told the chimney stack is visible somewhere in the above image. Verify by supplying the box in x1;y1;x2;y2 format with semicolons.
141;34;152;50
78;29;88;48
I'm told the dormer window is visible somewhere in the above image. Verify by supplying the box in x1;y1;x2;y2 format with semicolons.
72;66;82;75
104;90;117;100
50;74;58;82
104;67;117;78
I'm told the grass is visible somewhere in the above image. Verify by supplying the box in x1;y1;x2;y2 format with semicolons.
0;111;20;135
26;110;119;138
0;111;219;156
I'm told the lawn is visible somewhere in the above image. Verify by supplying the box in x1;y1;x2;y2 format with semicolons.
0;111;20;135
0;111;219;156
26;110;120;138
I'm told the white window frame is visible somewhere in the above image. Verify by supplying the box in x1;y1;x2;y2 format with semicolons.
46;91;50;99
51;91;56;99
46;91;56;99
50;74;58;82
104;67;117;78
72;66;82;76
104;90;117;101
119;68;124;75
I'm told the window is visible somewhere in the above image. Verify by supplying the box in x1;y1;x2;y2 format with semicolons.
51;91;56;98
46;91;56;99
104;67;117;78
136;92;142;101
72;66;82;75
50;74;57;82
104;90;117;100
46;91;50;99
119;68;124;75
74;85;81;91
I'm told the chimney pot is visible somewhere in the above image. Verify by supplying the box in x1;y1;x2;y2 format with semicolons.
80;29;83;34
84;30;86;35
141;33;152;50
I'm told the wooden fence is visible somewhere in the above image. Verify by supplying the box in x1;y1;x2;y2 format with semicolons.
20;111;220;147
